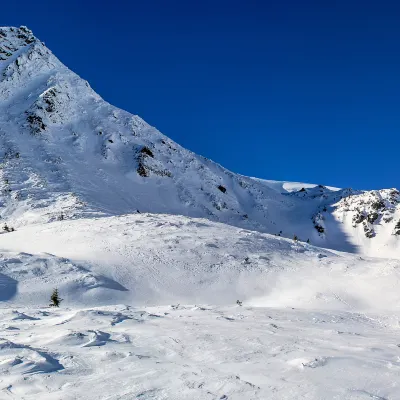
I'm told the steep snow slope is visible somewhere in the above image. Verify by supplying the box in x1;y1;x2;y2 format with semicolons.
0;26;287;230
0;26;400;258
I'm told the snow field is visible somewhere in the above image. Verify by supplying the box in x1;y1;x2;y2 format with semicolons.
0;214;399;311
0;305;399;399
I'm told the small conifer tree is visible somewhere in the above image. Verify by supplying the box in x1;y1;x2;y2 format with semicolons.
293;235;298;242
50;288;63;307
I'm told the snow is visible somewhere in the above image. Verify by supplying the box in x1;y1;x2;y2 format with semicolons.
0;304;399;399
0;214;399;310
0;26;400;398
255;179;341;193
0;215;398;398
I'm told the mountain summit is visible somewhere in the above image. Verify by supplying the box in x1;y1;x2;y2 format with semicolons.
0;26;399;257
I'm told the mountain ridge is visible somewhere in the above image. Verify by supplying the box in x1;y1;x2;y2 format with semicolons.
0;25;399;258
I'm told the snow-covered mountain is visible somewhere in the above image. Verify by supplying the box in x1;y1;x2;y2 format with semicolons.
2;26;400;400
0;26;400;258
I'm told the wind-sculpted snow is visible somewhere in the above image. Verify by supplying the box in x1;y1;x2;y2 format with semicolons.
0;214;398;398
0;247;128;306
0;305;399;399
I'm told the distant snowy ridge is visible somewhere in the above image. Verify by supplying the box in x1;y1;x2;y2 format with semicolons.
254;179;341;193
0;26;399;257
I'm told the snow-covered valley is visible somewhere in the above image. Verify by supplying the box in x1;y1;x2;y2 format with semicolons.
0;25;400;399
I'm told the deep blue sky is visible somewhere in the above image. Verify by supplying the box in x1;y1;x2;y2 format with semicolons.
3;1;400;189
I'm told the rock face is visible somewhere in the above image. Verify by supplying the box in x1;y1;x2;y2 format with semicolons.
0;26;399;258
335;189;400;239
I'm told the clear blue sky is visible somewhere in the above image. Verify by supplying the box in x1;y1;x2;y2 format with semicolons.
3;1;400;189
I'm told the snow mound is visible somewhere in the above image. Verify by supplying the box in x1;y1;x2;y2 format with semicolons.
0;339;63;375
0;213;399;311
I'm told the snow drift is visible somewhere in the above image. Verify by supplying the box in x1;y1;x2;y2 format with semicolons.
0;214;399;311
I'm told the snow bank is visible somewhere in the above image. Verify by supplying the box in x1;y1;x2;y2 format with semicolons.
0;214;399;311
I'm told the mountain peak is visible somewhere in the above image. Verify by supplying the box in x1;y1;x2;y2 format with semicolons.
0;26;37;51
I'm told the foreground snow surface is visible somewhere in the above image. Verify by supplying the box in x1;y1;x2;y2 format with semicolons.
0;305;399;400
0;214;399;399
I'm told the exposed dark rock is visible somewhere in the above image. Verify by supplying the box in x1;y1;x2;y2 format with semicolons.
42;88;58;113
353;213;366;225
394;220;400;235
135;145;171;177
371;200;385;210
363;222;375;238
149;168;172;177
140;146;154;158
218;185;227;193
26;113;46;134
367;212;379;224
137;162;148;177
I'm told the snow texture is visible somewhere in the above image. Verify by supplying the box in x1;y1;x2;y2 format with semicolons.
0;214;398;398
